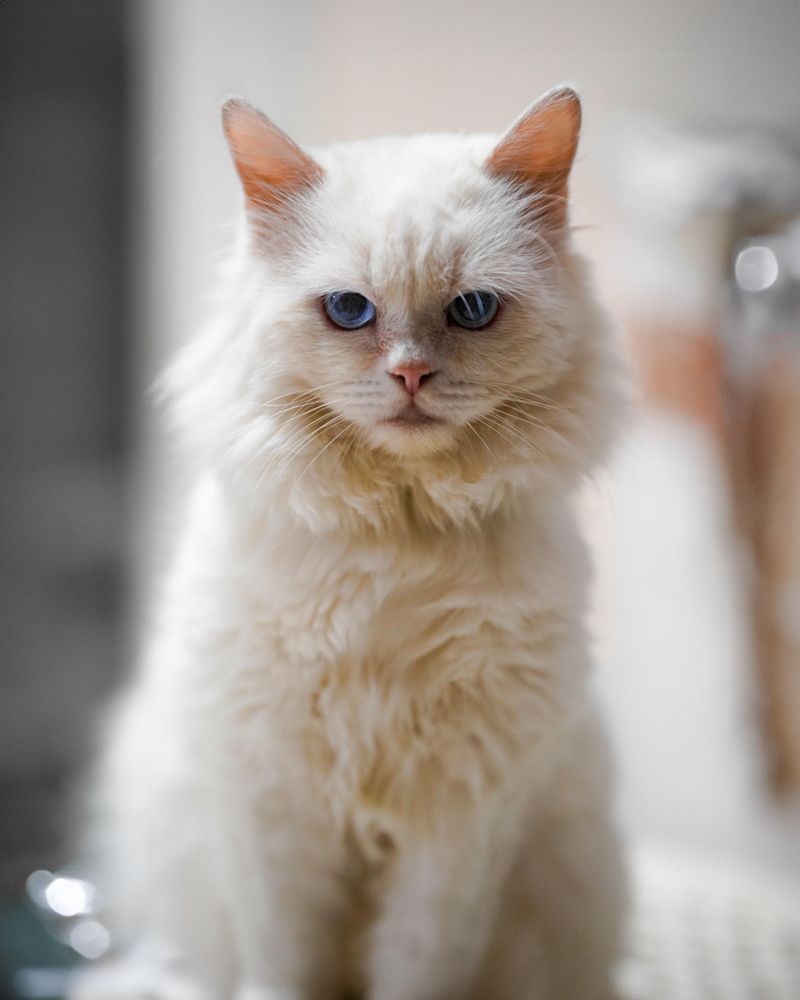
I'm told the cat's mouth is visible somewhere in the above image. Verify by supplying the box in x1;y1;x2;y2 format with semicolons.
382;404;445;429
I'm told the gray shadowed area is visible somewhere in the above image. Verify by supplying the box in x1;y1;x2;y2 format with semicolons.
0;0;130;894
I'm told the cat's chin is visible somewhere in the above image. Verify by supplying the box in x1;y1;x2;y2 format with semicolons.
368;418;457;459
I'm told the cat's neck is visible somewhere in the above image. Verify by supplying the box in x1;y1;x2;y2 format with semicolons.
176;469;586;641
219;442;550;547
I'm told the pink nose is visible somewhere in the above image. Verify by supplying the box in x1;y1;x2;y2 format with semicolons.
388;362;436;396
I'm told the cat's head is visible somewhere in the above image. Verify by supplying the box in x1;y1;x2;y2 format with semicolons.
166;88;621;531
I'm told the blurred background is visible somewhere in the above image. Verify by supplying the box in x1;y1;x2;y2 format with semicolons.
1;0;799;996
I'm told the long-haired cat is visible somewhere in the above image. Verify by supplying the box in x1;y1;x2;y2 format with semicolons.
76;86;626;1000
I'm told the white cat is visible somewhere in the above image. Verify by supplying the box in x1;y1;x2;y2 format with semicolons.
77;86;626;1000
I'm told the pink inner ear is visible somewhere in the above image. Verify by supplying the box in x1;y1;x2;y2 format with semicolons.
485;89;581;225
222;100;324;210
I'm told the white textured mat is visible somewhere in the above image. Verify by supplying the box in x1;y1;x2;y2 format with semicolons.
618;846;800;1000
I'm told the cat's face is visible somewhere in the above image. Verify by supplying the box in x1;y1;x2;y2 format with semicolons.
265;133;580;460
168;90;617;523
218;89;591;468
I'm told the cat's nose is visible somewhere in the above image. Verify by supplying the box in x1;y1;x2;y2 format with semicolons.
388;362;436;396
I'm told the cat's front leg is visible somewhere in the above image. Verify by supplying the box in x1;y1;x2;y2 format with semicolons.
472;718;627;1000
212;788;350;1000
365;803;518;1000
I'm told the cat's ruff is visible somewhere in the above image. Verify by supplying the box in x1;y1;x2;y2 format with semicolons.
75;86;627;1000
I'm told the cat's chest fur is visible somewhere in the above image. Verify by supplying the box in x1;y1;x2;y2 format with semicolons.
176;478;585;837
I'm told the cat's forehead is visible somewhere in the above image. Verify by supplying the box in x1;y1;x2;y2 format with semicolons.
302;133;535;300
314;132;496;202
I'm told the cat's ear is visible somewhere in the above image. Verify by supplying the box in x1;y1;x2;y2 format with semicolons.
222;98;324;212
485;86;581;229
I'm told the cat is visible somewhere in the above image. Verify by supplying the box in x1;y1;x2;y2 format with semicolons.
75;85;627;1000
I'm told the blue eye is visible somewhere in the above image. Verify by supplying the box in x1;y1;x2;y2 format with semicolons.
324;291;376;329
447;290;499;330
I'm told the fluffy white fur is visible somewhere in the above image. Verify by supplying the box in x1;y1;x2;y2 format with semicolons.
76;88;626;1000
